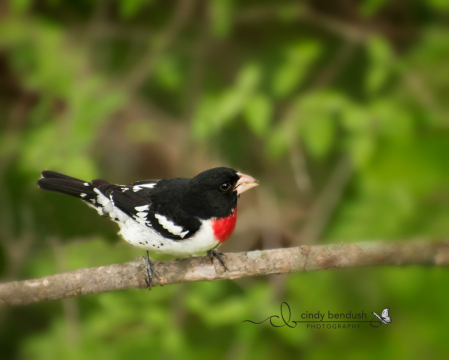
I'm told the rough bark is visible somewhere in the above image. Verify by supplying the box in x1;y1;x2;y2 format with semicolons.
1;240;448;306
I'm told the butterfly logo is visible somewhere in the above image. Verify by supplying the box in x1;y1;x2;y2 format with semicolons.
372;308;392;326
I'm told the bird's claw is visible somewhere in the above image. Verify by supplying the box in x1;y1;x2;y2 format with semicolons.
207;249;229;271
143;251;159;289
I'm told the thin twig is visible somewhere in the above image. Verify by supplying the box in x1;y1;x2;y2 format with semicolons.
298;155;353;244
312;40;356;90
124;0;197;91
1;239;448;306
289;143;311;193
236;5;369;42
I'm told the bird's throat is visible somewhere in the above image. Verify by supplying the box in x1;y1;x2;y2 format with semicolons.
211;208;237;243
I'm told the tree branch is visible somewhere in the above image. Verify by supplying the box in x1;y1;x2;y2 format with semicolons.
298;154;353;244
1;240;448;306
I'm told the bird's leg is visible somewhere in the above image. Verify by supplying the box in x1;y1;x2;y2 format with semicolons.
207;249;229;271
143;250;159;289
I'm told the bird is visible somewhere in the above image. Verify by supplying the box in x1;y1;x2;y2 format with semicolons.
37;167;258;288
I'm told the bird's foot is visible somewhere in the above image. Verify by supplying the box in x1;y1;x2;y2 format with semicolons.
207;249;229;271
143;251;159;289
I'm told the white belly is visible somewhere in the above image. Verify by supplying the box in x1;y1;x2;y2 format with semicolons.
118;213;219;256
90;189;219;256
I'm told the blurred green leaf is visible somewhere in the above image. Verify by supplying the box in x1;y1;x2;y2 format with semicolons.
119;0;155;19
219;89;246;119
154;55;183;91
266;125;289;159
243;93;272;136
365;36;394;95
210;0;234;38
236;62;262;92
300;114;335;159
341;103;368;131
192;63;261;138
341;104;376;167
266;119;297;159
296;92;345;158
8;0;33;13
370;98;414;141
192;95;218;139
276;4;305;22
347;131;376;168
272;41;322;98
427;0;449;10
359;0;389;17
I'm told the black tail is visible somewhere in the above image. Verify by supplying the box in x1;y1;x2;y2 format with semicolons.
37;171;96;199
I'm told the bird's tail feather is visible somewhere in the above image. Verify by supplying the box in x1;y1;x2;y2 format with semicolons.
40;170;85;182
37;171;95;199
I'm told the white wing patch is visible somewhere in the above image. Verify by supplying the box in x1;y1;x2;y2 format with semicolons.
91;189;131;224
93;188;115;215
138;183;156;189
154;214;189;238
135;205;149;211
133;183;156;192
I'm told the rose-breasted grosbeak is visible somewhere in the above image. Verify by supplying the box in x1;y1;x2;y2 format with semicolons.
37;167;258;287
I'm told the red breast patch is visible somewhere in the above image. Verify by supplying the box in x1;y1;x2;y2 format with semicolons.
211;208;237;243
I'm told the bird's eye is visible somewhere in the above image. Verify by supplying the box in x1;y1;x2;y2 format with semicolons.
220;182;231;191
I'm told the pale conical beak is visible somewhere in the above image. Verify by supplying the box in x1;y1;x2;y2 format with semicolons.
235;172;259;195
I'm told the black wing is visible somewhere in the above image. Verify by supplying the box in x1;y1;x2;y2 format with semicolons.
97;180;201;240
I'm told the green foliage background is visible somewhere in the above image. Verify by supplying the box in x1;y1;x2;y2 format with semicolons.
0;0;448;359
